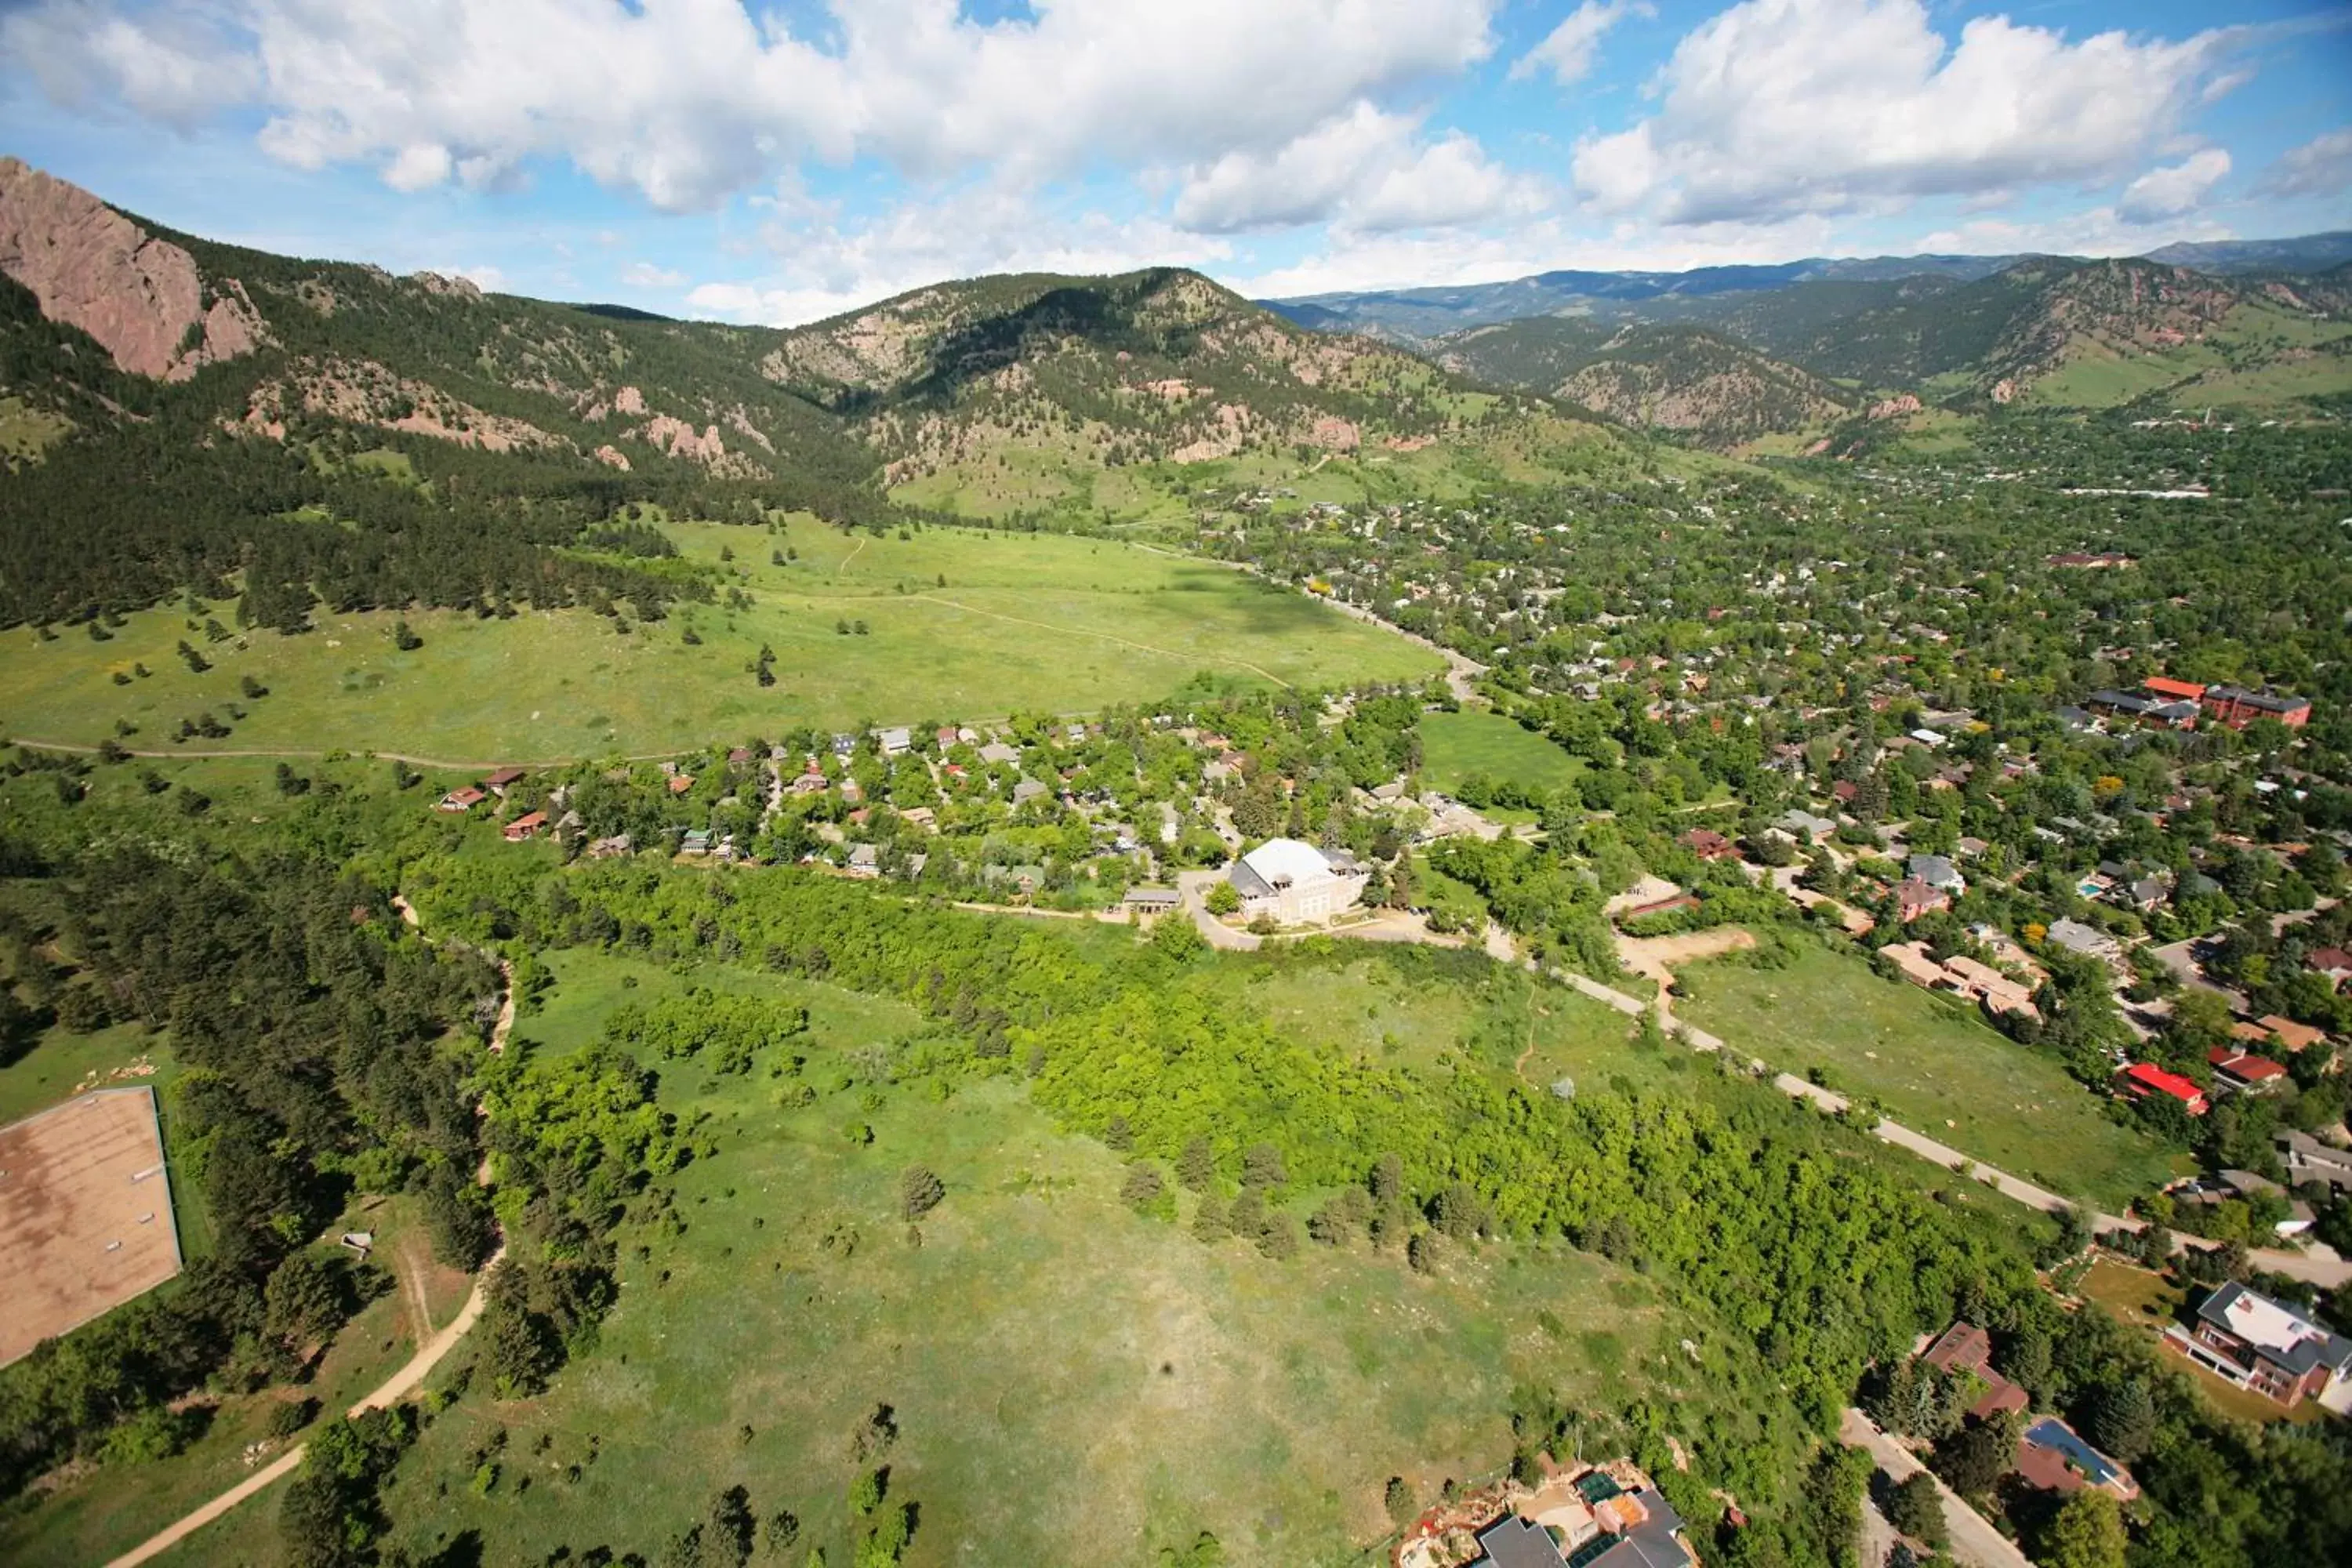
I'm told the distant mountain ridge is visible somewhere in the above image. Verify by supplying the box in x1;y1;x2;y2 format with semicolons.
1264;233;2352;343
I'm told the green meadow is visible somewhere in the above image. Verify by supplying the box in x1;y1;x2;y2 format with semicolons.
1418;710;1586;797
0;516;1439;762
103;944;1791;1568
1671;945;2187;1210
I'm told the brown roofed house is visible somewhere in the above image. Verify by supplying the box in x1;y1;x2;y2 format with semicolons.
502;811;549;842
1679;827;1739;862
1920;1322;2031;1420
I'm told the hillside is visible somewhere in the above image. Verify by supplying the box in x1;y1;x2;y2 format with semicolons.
1774;256;2352;408
0;158;1622;633
1435;320;1859;448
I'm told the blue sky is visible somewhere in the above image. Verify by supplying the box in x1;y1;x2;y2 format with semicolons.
2;1;2348;323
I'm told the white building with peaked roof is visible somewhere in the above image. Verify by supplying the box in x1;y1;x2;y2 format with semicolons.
1228;838;1367;925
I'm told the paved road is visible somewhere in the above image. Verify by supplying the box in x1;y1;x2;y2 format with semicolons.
1468;935;2352;1287
1839;1410;2033;1568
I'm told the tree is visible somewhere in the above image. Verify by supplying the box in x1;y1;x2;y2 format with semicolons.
899;1165;945;1220
1204;880;1241;916
1933;1420;2009;1499
2080;1379;2154;1465
1177;1136;1216;1192
1886;1473;1948;1554
702;1484;756;1568
1120;1162;1164;1211
2038;1490;2127;1568
1385;1475;1417;1527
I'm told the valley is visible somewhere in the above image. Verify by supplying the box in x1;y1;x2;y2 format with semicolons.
0;147;2349;1568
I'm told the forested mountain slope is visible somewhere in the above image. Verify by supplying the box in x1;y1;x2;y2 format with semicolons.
0;158;1605;630
1436;320;1859;448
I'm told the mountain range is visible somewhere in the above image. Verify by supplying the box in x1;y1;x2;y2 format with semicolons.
1;145;2347;602
1261;232;2352;342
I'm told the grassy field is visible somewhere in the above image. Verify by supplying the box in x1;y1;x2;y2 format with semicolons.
110;946;1788;1568
1419;710;1584;798
0;516;1439;760
1671;946;2187;1210
1228;948;1681;1098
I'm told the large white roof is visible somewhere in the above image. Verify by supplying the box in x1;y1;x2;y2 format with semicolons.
1240;837;1336;887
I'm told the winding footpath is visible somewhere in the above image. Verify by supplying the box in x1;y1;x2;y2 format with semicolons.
102;909;514;1568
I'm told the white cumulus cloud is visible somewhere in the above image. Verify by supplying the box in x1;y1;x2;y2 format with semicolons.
1172;103;1538;235
1572;0;2244;226
2117;148;2231;224
1;0;1502;212
1512;1;1651;88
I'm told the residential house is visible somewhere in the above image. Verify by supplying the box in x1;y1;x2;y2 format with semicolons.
2046;919;2122;963
2118;1062;2208;1116
1894;877;1951;922
2015;1417;2137;1499
586;834;633;858
2199;686;2312;730
1472;1516;1566;1568
1907;854;1965;895
2306;947;2352;989
1011;778;1049;807
2207;1047;2287;1093
1228;839;1367;925
481;766;526;797
1679;827;1739;862
1919;1322;2031;1420
2278;1130;2352;1194
1777;808;1838;841
876;727;912;757
667;774;695;796
2179;1283;2352;1408
434;786;486;814
977;742;1022;767
2256;1014;2328;1054
501;811;548;843
845;844;880;879
1121;887;1181;916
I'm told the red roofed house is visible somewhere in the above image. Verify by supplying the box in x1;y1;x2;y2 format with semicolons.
481;767;526;797
1680;827;1739;862
2208;1046;2288;1092
502;811;549;843
1919;1322;2031;1421
2119;1062;2208;1116
436;786;486;814
2307;948;2352;989
667;774;695;795
2141;677;2206;703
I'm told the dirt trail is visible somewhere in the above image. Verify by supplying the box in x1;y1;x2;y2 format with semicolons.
13;740;681;770
1614;927;1754;1034
102;913;514;1568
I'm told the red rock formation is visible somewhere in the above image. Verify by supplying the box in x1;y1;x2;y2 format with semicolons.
0;158;268;381
1867;394;1922;419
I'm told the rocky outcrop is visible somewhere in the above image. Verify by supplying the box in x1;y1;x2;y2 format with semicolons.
593;445;632;470
1867;394;1922;419
0;157;269;380
625;414;769;478
241;358;562;452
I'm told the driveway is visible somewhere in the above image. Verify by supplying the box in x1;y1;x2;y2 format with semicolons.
1839;1410;2033;1568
